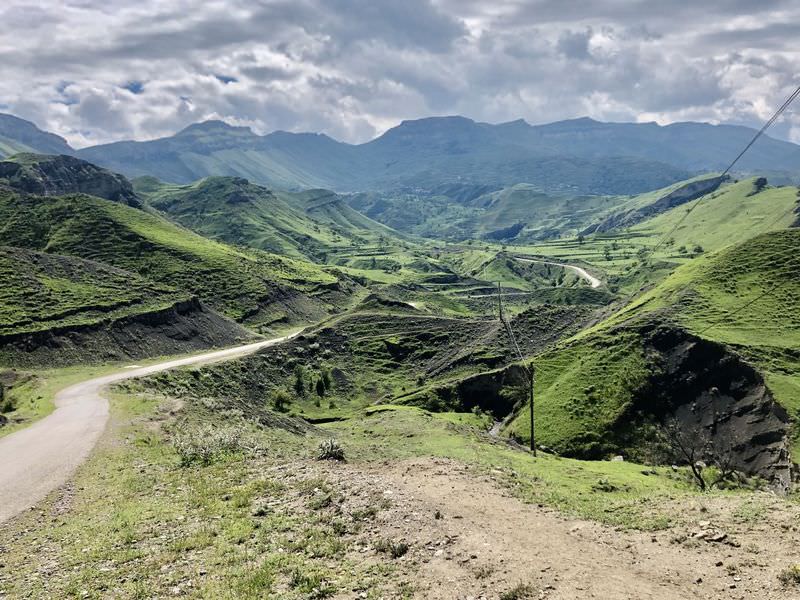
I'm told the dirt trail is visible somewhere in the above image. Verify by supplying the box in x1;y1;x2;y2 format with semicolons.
340;457;799;599
0;332;300;524
515;256;602;288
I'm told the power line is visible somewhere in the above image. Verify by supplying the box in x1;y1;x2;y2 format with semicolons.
646;84;800;259
629;85;800;339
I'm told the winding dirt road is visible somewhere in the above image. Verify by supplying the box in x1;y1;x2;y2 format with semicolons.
0;332;300;524
515;256;602;288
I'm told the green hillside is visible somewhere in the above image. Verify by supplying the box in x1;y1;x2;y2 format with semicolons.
348;175;725;243
518;178;799;292
0;246;186;336
0;138;35;157
507;229;800;456
0;189;347;329
348;186;625;241
138;176;399;261
617;228;800;384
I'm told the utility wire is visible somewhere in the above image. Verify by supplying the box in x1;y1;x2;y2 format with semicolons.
646;84;800;259
634;84;800;336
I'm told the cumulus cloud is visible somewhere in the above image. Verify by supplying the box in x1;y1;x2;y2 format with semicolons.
0;0;797;146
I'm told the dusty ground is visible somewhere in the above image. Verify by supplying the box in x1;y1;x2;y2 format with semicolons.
3;411;800;599
304;457;800;600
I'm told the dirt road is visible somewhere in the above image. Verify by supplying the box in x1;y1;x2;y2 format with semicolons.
515;256;602;288
327;457;799;599
0;332;299;524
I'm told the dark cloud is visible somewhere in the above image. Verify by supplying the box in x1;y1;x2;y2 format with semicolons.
0;0;797;146
557;29;593;59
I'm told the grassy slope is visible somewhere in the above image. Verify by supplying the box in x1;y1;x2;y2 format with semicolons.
0;189;339;327
138;177;400;261
616;229;800;423
0;382;716;598
348;186;629;242
508;228;800;454
475;184;625;240
517;178;799;292
0;136;36;158
0;246;186;336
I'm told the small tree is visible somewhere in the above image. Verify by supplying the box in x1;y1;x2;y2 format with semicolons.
658;417;737;491
577;234;585;245
293;365;306;397
270;389;291;413
315;378;326;401
322;368;332;391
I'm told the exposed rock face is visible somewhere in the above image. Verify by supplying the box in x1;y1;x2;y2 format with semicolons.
409;363;530;417
0;154;141;207
583;176;725;234
0;298;253;367
632;325;792;493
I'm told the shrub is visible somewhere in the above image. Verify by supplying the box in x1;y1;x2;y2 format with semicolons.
171;424;244;466
374;538;409;558
779;564;800;586
500;583;537;600
269;389;291;412
322;368;332;391
316;439;345;461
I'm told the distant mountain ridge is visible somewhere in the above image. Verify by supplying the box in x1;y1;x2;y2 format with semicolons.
2;112;800;195
0;114;72;157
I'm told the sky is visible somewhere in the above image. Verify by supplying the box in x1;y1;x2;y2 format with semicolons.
1;0;798;147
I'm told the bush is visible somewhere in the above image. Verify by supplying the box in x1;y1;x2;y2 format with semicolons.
269;389;291;412
779;564;800;586
171;424;244;466
374;538;409;558
316;438;345;461
500;583;537;600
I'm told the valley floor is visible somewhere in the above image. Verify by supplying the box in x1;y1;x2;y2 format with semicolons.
2;386;800;599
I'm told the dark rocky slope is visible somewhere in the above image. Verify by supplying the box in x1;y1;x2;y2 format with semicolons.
0;297;253;367
0;153;141;207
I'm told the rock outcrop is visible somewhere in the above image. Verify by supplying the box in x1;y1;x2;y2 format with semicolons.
583;176;725;234
629;325;792;492
0;153;141;207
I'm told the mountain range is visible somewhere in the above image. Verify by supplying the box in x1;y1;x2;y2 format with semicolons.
4;112;800;195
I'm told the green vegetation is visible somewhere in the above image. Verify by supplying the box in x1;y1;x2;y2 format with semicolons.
613;228;800;448
1;153;141;206
517;178;798;293
323;406;696;530
0;246;186;337
779;564;800;587
504;228;800;458
0;188;343;328
506;329;649;457
0;391;415;599
350;184;633;242
138;176;401;262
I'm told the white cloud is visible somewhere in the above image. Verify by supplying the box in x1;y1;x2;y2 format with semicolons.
0;0;797;146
